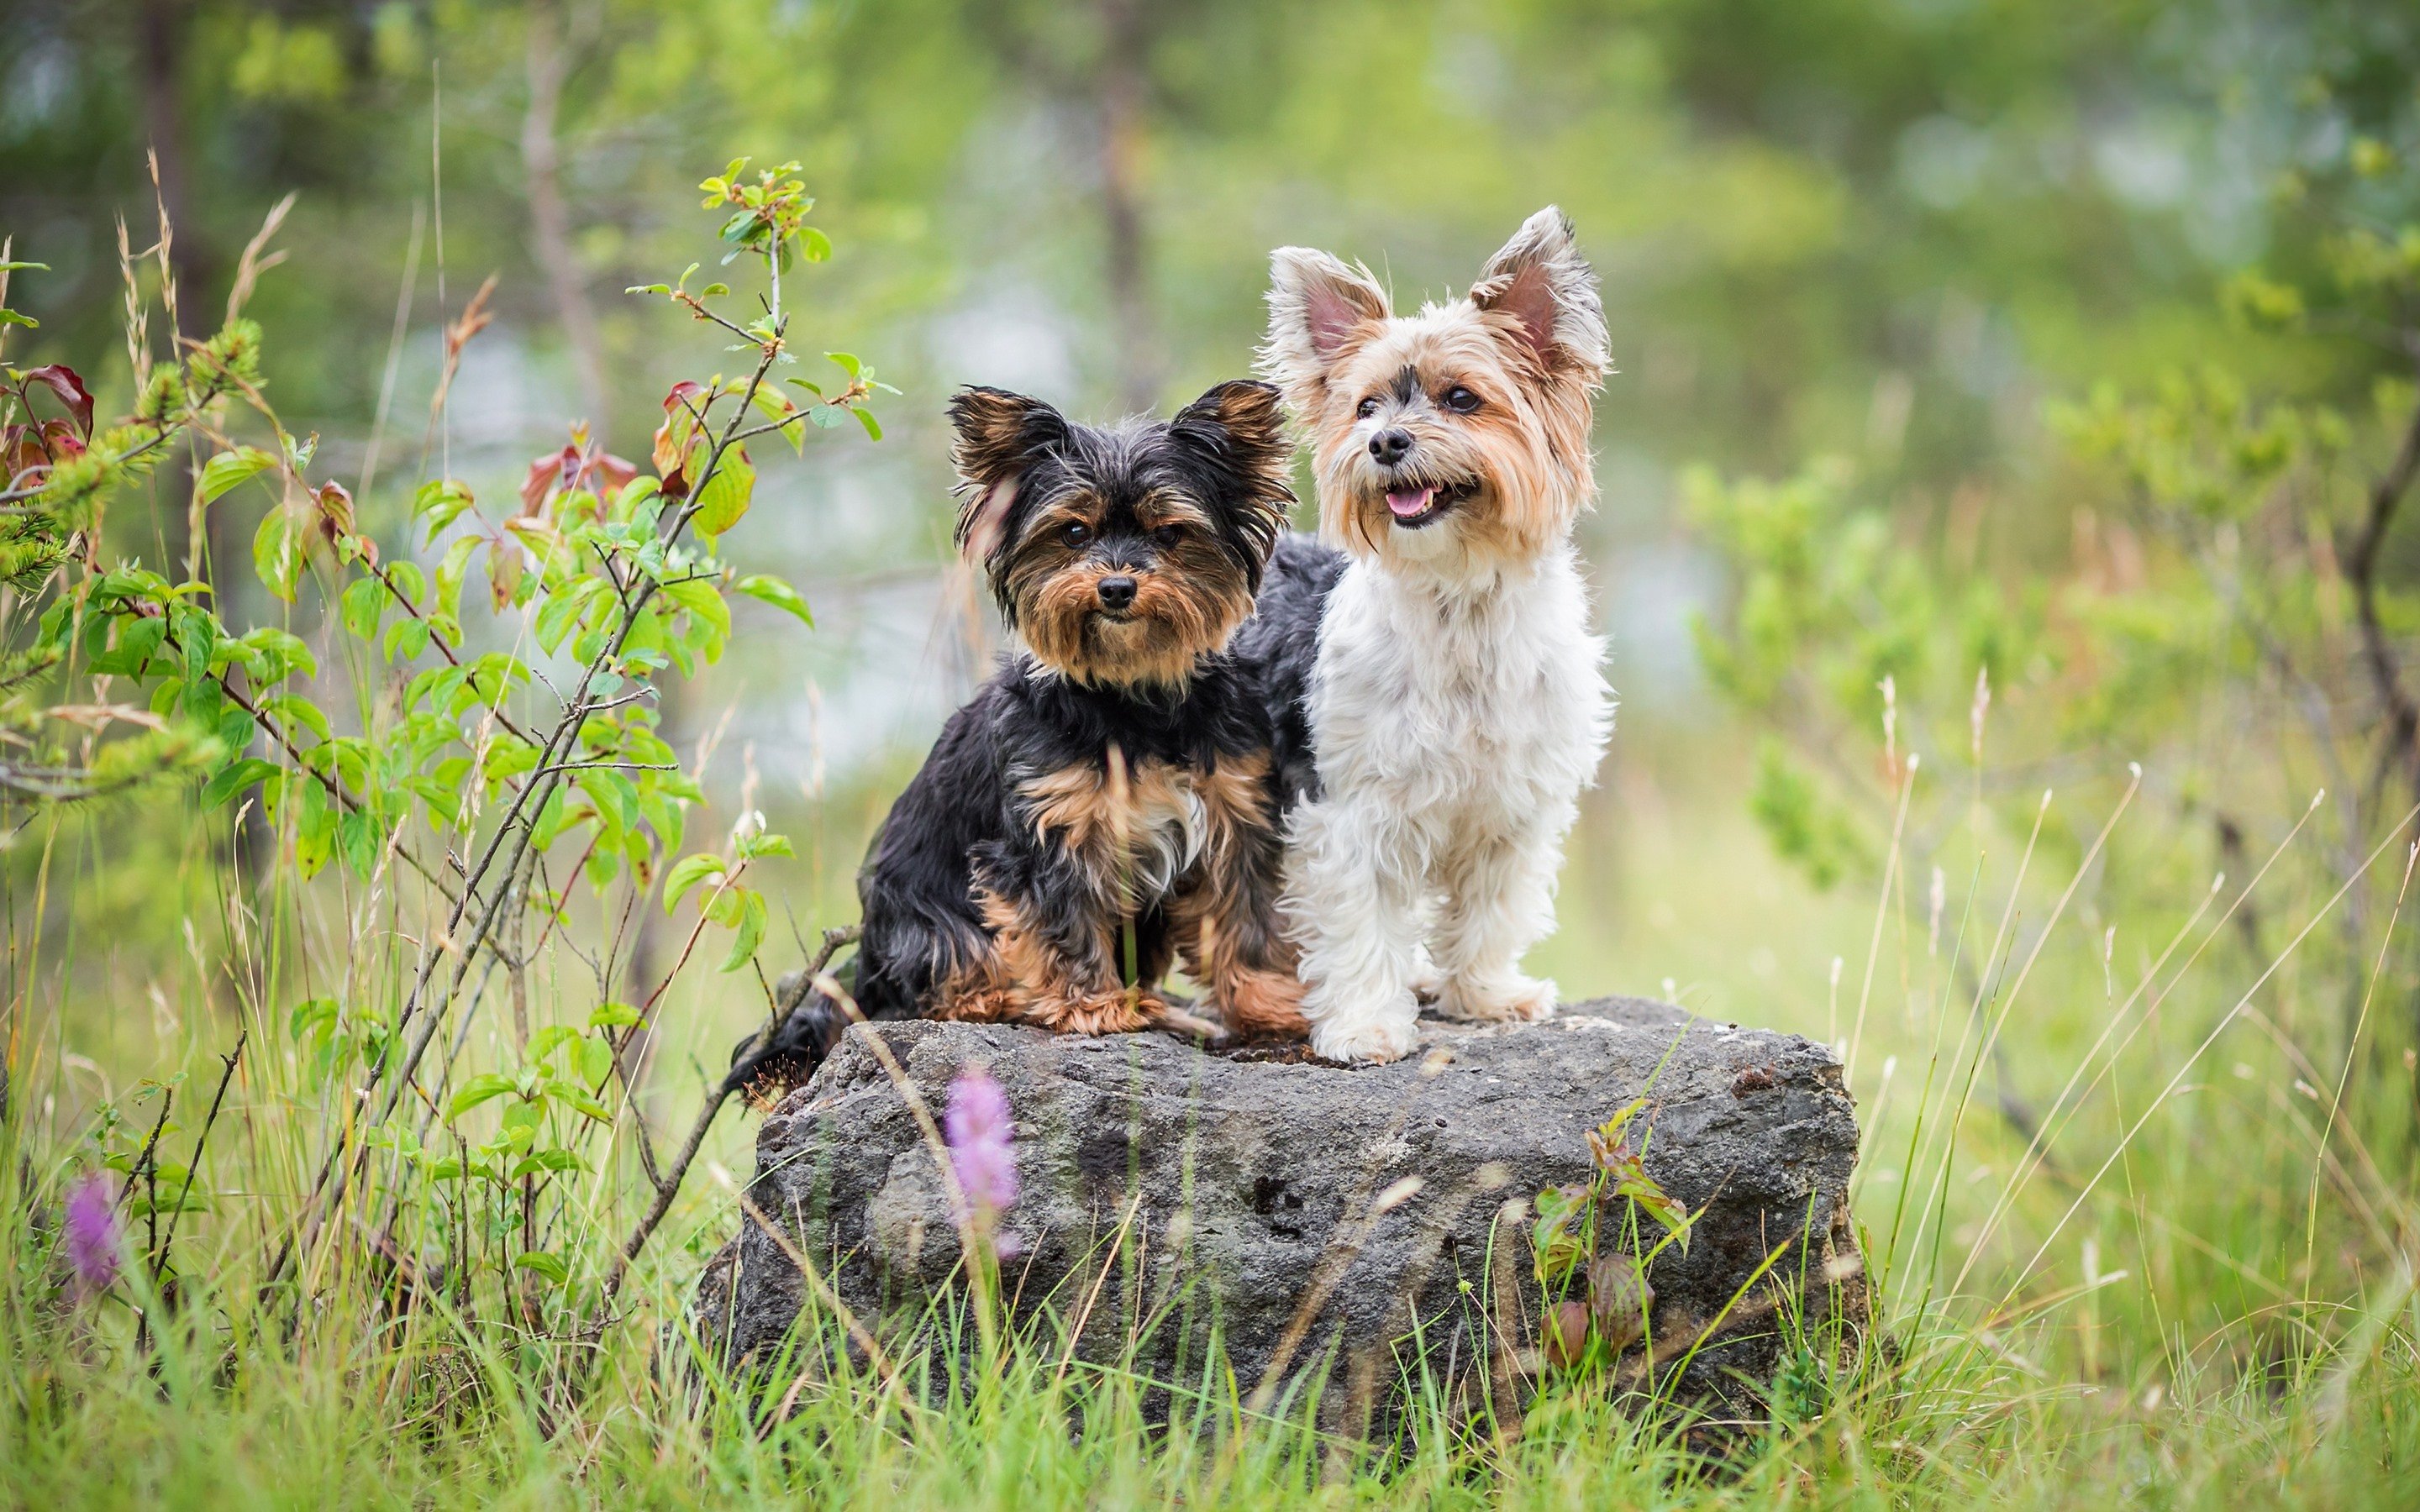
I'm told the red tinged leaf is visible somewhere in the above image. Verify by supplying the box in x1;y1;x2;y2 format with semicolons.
1543;1299;1591;1371
312;480;376;564
21;365;93;439
654;380;706;489
38;420;86;461
523;444;581;516
523;438;642;516
592;451;639;495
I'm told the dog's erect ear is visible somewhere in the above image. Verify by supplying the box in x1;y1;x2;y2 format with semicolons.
948;386;1070;559
1470;207;1608;381
1259;249;1389;410
1170;380;1294;575
1171;380;1293;509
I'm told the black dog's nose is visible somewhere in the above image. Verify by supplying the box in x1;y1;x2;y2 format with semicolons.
1097;575;1139;611
1369;428;1413;465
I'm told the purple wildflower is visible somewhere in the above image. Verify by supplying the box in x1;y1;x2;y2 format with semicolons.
944;1065;1018;1221
62;1173;122;1294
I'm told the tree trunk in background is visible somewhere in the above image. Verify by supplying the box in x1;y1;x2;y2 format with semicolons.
523;0;609;428
139;1;205;322
1096;0;1158;417
142;0;271;915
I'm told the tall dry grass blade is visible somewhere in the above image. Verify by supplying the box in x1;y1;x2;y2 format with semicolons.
1847;753;1917;1083
708;1163;910;1410
223;191;297;328
2304;839;2420;1292
357;202;424;507
1955;786;2325;1289
1991;797;2420;1300
146;150;179;346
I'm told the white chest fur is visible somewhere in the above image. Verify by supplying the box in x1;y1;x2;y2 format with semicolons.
1307;545;1610;842
1283;543;1613;1062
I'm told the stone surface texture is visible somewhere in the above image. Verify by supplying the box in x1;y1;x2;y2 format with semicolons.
692;997;1863;1427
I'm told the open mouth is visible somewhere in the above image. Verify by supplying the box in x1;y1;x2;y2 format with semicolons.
1381;477;1479;530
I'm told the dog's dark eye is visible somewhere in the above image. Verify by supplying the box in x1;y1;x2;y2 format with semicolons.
1442;386;1481;414
1355;396;1381;419
1060;522;1092;549
1152;525;1183;549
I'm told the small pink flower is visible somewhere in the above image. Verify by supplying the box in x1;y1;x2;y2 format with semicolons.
944;1066;1018;1221
62;1173;122;1294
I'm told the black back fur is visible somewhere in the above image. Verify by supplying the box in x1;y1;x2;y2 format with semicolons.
730;384;1335;1100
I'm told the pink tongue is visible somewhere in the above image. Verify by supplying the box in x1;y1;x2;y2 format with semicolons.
1386;487;1435;519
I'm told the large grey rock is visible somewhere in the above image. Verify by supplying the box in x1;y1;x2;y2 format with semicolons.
691;998;1863;1431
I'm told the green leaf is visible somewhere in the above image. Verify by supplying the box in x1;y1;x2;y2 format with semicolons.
387;560;427;607
718;888;767;973
252;508;304;602
661;577;731;644
799;227;832;262
854;407;883;442
513;1251;571;1286
447;1074;517;1119
588;1001;644;1029
663;853;726;914
576;1034;615;1089
825;351;862;381
534;576;602;655
259;694;330;742
382;617;431;664
337;809;381;878
198;446;276;503
690;448;755;537
202;757;280;810
239;627;315;681
527;1025;581;1066
732;574;811;627
341;576;387;641
287;998;338;1042
553;1086;614;1123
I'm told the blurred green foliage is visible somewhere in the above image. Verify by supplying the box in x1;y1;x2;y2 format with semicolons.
6;0;2404;486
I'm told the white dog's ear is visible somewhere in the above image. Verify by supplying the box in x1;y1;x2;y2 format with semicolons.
1470;207;1607;380
1260;247;1389;410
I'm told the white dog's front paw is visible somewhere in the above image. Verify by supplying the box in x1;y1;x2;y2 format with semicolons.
1307;1002;1421;1064
1437;974;1559;1024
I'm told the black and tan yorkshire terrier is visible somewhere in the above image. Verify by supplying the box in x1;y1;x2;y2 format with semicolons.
729;379;1311;1099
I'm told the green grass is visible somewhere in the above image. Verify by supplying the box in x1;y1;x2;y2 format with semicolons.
4;721;2417;1508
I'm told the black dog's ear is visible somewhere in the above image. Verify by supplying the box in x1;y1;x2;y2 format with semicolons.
948;386;1070;559
1169;380;1294;580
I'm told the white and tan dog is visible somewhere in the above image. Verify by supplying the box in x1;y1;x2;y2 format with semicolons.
1255;207;1614;1064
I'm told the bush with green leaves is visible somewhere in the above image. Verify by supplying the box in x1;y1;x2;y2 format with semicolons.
0;157;887;1360
1688;89;2420;1093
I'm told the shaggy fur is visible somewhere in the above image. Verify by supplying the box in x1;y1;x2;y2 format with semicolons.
730;381;1307;1099
1255;207;1616;1063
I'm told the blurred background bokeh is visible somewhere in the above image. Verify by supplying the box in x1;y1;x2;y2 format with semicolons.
8;0;2420;1348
